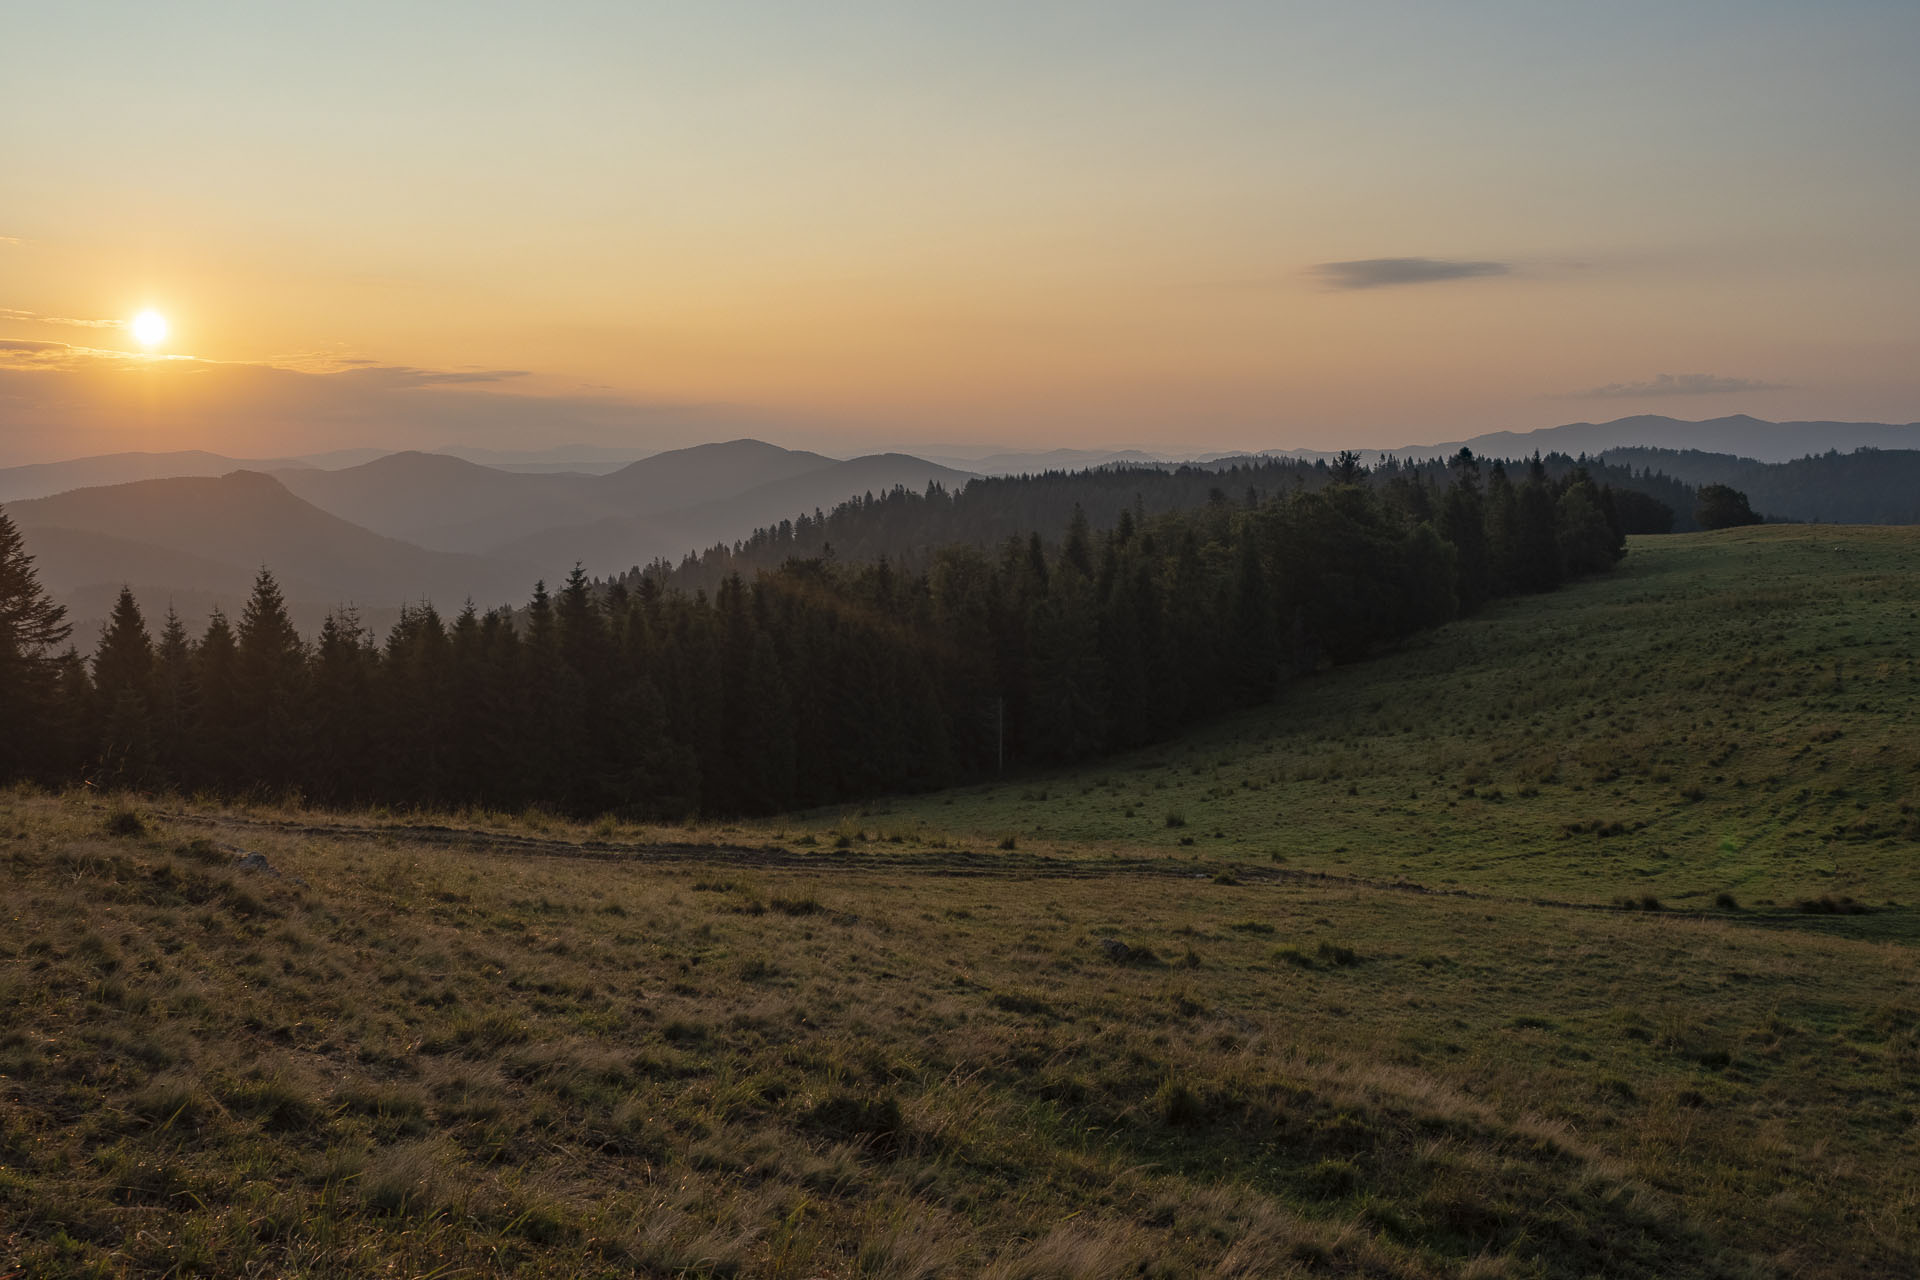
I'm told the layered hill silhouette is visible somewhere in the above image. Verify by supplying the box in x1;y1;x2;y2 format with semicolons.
1599;446;1920;524
270;438;844;552
10;417;1920;642
1401;414;1920;465
3;442;979;636
493;450;977;573
0;449;308;503
272;452;595;550
902;416;1920;474
6;471;536;637
272;439;972;574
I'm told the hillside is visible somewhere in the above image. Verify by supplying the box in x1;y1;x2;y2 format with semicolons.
0;450;306;504
3;526;1916;1277
834;526;1920;909
272;452;591;550
1600;446;1920;524
501;452;977;576
634;450;1690;594
589;438;839;509
1406;414;1920;465
6;471;533;630
268;440;841;556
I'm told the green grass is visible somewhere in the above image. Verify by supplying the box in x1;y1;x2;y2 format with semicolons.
833;527;1920;914
2;526;1918;1277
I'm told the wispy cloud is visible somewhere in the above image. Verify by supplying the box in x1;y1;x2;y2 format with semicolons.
0;339;106;369
0;306;122;329
1568;372;1787;399
330;364;530;388
0;352;781;464
1310;257;1512;290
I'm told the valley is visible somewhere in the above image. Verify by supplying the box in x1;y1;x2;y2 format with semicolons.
4;526;1914;1277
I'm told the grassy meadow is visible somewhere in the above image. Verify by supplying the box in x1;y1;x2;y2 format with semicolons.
3;525;1917;1277
842;526;1920;913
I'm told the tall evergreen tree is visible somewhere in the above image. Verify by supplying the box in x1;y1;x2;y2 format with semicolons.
150;607;195;788
91;587;155;788
1225;531;1278;704
0;506;72;781
190;610;241;790
309;608;377;804
234;570;308;792
1441;450;1490;611
1513;458;1563;593
44;648;95;782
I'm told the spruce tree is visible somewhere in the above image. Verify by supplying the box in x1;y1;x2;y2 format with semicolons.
192;610;241;789
234;570;307;792
1483;463;1519;597
1225;532;1277;705
0;506;72;781
1513;459;1563;592
520;580;569;804
45;648;95;781
150;607;195;788
92;587;156;789
1441;451;1490;612
310;608;376;804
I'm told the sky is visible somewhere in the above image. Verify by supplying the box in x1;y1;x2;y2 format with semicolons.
3;0;1918;463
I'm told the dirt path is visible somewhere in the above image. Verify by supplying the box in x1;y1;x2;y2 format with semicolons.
155;806;1644;914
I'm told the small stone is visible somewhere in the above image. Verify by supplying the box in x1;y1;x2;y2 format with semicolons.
234;851;279;877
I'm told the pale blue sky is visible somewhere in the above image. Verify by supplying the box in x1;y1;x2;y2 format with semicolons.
3;1;1917;457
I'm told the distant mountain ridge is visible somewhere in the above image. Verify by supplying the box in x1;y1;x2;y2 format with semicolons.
1394;414;1920;466
9;418;1920;642
492;450;978;575
272;439;859;566
0;450;311;503
2;443;979;636
1598;446;1920;525
909;416;1920;475
6;470;535;639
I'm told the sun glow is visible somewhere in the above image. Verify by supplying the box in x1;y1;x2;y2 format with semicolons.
131;310;168;347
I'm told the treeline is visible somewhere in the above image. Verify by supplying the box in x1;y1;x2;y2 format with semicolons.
626;450;1682;595
1600;446;1920;525
1;459;1627;816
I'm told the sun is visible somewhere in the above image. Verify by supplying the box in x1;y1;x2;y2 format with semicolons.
131;310;168;347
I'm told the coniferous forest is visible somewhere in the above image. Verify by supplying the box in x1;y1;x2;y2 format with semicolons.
630;449;1683;596
2;455;1629;817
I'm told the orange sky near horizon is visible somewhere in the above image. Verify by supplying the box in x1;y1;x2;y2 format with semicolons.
3;2;1917;462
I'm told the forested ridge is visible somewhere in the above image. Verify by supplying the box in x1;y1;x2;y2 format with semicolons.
3;455;1630;816
1599;445;1920;525
632;449;1686;594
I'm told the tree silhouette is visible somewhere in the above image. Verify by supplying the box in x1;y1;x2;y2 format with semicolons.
1695;484;1762;530
5;459;1634;815
92;587;155;788
0;506;73;782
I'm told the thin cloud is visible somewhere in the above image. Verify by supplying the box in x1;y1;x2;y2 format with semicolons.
0;339;205;370
1311;257;1512;290
330;364;530;388
0;306;122;329
0;353;784;463
1568;373;1787;399
0;339;76;367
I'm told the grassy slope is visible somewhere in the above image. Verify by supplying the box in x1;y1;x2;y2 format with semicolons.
1;526;1916;1278
842;527;1920;912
